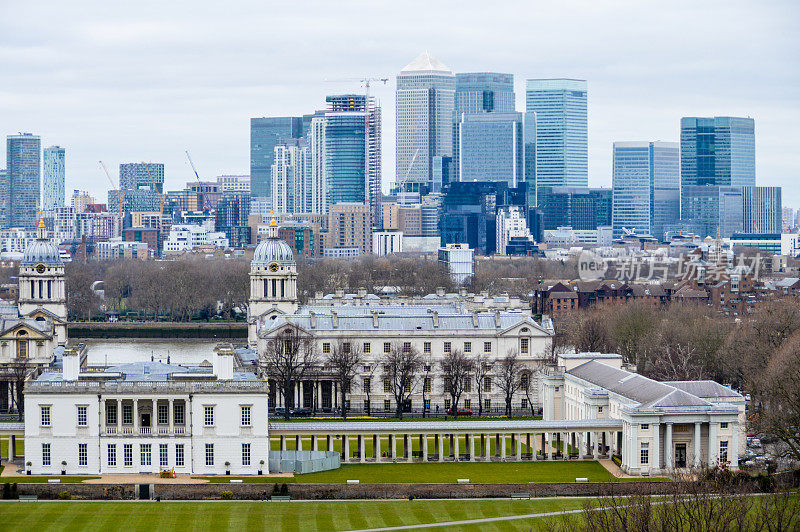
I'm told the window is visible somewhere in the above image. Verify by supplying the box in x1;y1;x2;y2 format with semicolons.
41;405;51;427
444;377;452;393
383;399;391;412
76;405;87;427
158;404;168;425
363;364;371;373
424;364;431;372
521;398;528;409
242;443;251;466
159;444;168;467
122;404;133;425
483;376;492;393
484;398;491;411
174;403;185;425
322;342;331;354
363;399;370;412
344;400;350;410
363;377;371;393
424;399;430;410
640;444;649;465
554;386;560;392
241;405;251;427
423;342;431;354
404;381;411;393
640;424;649;430
363;343;371;354
520;338;529;354
175;444;185;467
598;406;603;413
464;341;471;353
383;379;391;393
140;444;151;466
383;342;391;354
107;444;116;467
483;342;492;353
204;406;215;426
720;422;729;429
42;443;51;466
444;399;451;409
464;399;471;409
423;377;431;393
124;444;133;466
719;441;729;463
464;379;471;393
106;403;117;425
521;373;529;391
443;342;451;354
343;342;351;353
403;342;411;353
78;443;88;466
205;444;214;466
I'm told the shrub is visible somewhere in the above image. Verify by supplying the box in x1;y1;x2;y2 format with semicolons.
220;491;233;500
271;483;280;495
58;491;71;500
2;484;10;500
279;484;289;496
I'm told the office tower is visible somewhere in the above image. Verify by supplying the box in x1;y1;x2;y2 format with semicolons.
271;139;307;214
396;51;455;194
0;169;7;229
453;72;515;179
306;117;327;214
681;185;744;238
680;116;755;237
742;186;781;234
6;133;41;228
536;186;612;231
325;202;372;256
325;94;381;215
525;79;588;190
250;117;303;199
457;112;524;186
120;162;164;192
782;207;794;232
215;191;251;247
611;141;679;240
42;146;65;211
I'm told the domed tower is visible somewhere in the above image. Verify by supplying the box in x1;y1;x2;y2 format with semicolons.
18;215;67;344
248;215;298;344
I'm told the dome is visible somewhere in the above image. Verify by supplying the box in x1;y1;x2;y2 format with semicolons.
21;239;63;267
252;238;294;266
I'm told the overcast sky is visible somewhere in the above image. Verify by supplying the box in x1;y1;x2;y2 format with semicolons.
2;0;798;204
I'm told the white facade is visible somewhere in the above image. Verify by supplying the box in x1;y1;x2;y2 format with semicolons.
496;206;534;255
216;175;250;193
307;117;327;214
438;243;474;285
543;226;613;248
164;224;229;253
24;348;270;476
271;141;308;215
372;231;403;256
0;228;39;254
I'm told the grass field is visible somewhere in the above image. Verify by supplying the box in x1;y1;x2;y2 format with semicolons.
197;460;626;484
0;437;24;457
0;499;589;531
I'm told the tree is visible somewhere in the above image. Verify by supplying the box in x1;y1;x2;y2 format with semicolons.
261;325;317;420
8;359;35;421
472;351;493;416
380;343;422;420
420;354;434;418
520;368;538;416
495;349;523;417
361;361;378;416
327;338;362;419
439;349;474;417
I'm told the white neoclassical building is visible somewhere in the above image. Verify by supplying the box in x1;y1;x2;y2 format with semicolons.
24;345;270;475
541;353;744;475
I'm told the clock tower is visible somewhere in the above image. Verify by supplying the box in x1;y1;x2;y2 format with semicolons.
18;215;67;344
247;215;298;345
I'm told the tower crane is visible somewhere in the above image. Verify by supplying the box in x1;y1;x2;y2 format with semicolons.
185;150;213;212
99;161;124;230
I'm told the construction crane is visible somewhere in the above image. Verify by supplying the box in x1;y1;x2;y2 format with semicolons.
142;162;165;217
397;148;420;206
185;150;213;212
99;161;124;229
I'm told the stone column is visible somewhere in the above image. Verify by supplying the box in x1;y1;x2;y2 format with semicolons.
437;434;444;462
406;435;412;463
516;434;522;461
501;434;507;461
168;398;174;435
694;422;702;467
708;422;718;465
592;432;599;459
117;399;122;433
544;432;551;459
327;435;332;452
359;435;365;463
390;434;396;461
280;435;286;451
133;399;139;435
480;434;486;460
343;435;350;461
7;435;14;461
730;423;738;469
652;423;660;472
526;434;532;460
295;434;302;451
422;434;428;462
470;434;476;461
312;435;318;451
664;423;673;470
453;434;460;461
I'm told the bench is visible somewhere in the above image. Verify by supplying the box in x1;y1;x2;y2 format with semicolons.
47;479;61;484
510;493;531;500
456;479;470;484
575;477;588;483
270;495;291;501
229;479;243;483
346;479;360;485
18;495;38;502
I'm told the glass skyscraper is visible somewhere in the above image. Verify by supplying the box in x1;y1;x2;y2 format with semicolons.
611;141;679;240
536;186;612;231
742;186;781;234
458;112;524;186
5;133;41;229
250;117;303;199
396;51;455;194
325;112;367;206
525;79;588;191
43;146;66;211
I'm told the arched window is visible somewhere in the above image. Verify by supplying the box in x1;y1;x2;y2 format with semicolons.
16;330;28;358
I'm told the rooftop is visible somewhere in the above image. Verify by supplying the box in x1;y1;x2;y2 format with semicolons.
400;51;452;73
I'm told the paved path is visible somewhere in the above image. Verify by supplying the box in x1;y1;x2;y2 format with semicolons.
347;507;586;531
598;458;637;478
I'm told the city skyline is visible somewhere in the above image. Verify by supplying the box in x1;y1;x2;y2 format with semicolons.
0;1;797;204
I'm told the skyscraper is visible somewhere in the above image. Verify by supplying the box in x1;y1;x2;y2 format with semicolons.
0;169;8;229
6;133;41;228
457;112;525;186
680;116;755;237
43;146;65;211
306;117;327;215
119;162;164;193
250;117;303;199
396;51;455;194
611;141;679;240
525;79;588;191
742;186;781;234
271;139;307;214
536;186;612;231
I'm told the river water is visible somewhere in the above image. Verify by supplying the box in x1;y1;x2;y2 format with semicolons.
82;340;220;367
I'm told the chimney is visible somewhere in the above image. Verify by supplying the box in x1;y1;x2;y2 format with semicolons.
494;310;502;328
357;287;367;298
62;348;80;381
331;310;339;329
335;289;345;298
436;286;445;297
459;287;467;297
213;344;235;380
309;311;317;329
431;310;439;328
314;291;323;300
472;312;480;328
371;310;379;328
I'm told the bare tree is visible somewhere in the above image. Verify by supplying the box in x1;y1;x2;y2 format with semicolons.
520;368;538;416
261;325;317;420
327;338;362;419
420;354;434;418
380;343;422;420
361;361;378;416
439;349;474;417
495;349;523;417
8;359;35;421
472;351;493;416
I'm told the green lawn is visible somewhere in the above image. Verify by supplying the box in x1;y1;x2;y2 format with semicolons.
199;460;621;484
0;437;24;457
0;475;100;484
0;499;589;531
